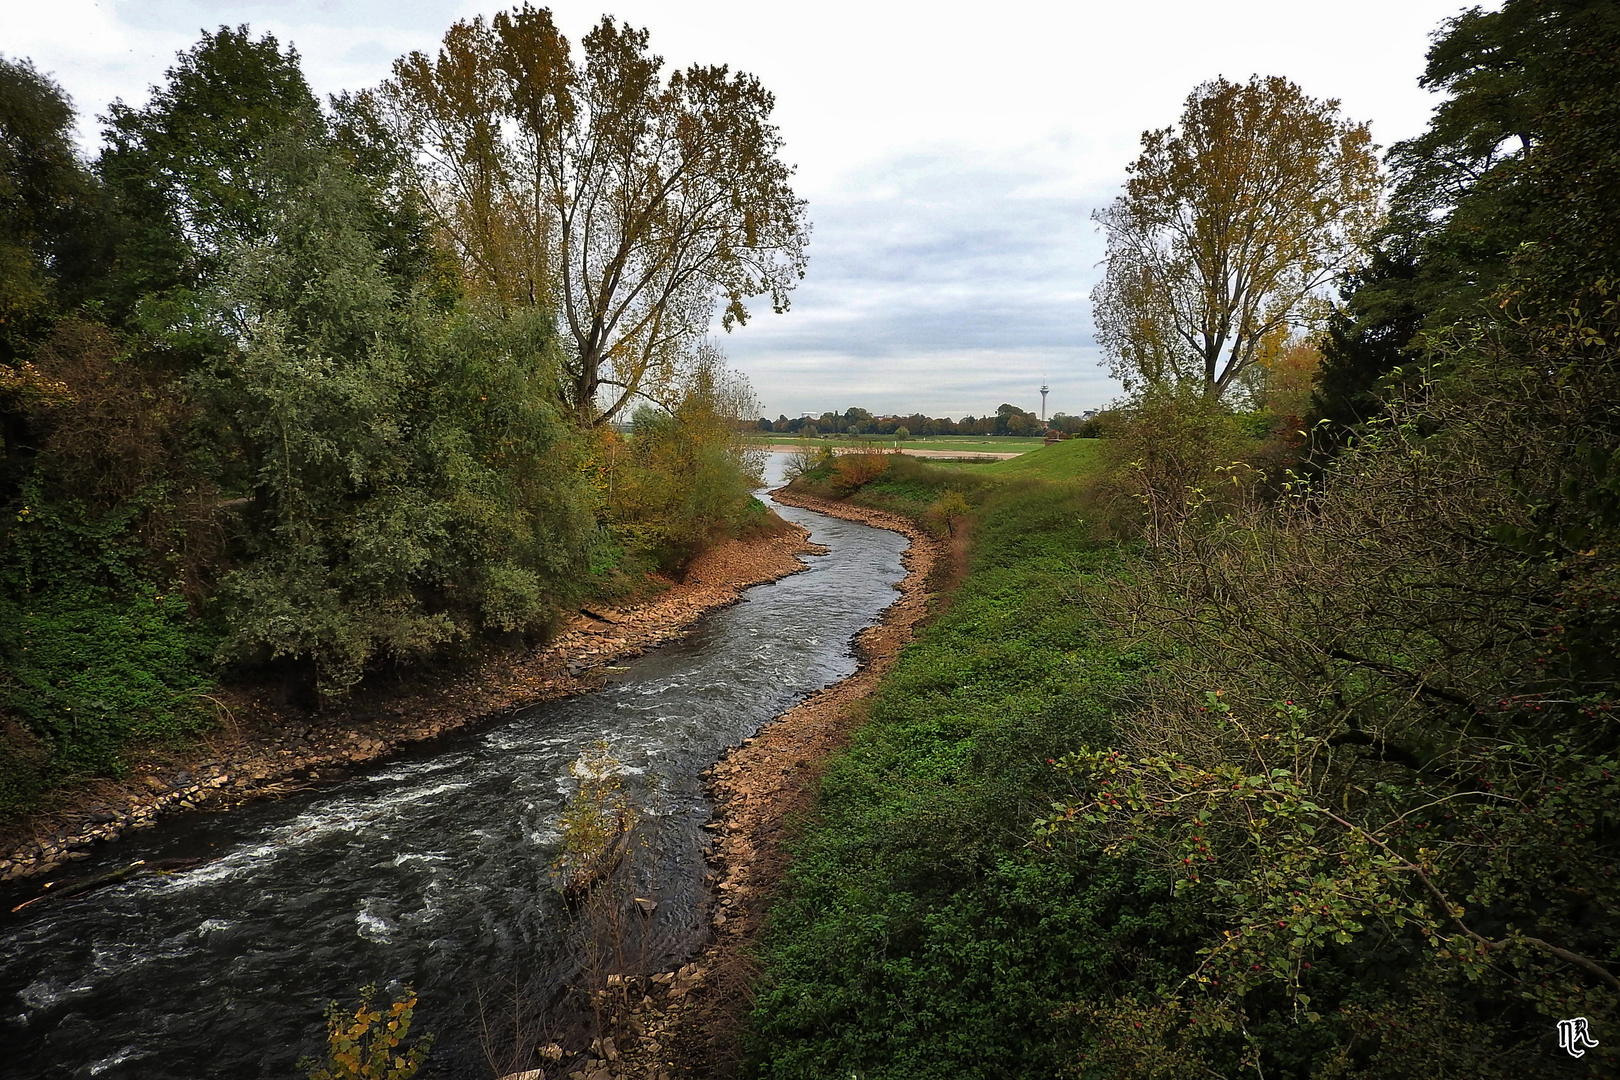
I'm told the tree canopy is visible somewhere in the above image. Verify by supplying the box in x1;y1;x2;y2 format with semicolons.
1093;76;1381;400
374;4;808;426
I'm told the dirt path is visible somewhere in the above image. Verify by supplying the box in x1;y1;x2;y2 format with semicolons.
0;523;824;883
578;490;947;1080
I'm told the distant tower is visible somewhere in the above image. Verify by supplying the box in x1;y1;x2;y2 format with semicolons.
1039;382;1050;422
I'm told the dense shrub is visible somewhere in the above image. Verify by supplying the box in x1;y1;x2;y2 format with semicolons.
829;451;890;493
597;363;766;576
202;144;593;697
1036;305;1620;1076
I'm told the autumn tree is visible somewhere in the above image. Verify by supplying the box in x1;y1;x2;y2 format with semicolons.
1092;76;1381;400
374;5;808;426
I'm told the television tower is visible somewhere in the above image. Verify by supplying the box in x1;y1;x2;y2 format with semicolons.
1040;382;1050;422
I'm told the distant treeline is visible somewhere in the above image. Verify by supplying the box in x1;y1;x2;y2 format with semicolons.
755;403;1110;437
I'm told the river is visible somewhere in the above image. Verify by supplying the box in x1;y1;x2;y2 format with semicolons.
0;455;908;1079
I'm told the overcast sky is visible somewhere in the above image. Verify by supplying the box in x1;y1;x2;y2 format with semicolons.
4;0;1487;420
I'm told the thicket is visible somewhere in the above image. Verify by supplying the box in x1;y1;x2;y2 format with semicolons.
1028;307;1620;1078
0;17;775;815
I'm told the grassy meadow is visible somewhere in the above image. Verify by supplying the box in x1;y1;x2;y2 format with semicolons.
747;433;1048;455
744;442;1189;1079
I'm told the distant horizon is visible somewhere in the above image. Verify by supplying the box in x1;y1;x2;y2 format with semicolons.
759;405;1101;423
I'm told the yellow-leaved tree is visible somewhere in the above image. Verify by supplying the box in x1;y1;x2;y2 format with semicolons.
371;5;808;427
1092;76;1382;400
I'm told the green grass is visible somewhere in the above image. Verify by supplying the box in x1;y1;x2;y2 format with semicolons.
926;437;1102;480
746;463;1198;1079
748;434;1045;455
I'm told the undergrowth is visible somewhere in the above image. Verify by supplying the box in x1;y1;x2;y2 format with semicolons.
744;472;1204;1079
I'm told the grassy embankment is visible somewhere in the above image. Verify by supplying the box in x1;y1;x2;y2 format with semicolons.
741;442;1196;1078
745;434;1049;455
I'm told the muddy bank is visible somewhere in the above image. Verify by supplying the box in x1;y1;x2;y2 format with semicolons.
0;523;824;884
570;490;948;1080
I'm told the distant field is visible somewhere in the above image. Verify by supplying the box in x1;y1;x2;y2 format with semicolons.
747;434;1047;455
926;437;1103;480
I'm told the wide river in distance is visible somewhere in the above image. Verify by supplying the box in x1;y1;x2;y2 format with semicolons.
0;454;908;1079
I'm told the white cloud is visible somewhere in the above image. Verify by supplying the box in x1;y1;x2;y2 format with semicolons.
3;0;1487;417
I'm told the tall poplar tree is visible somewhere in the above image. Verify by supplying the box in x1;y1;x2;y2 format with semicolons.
373;4;808;426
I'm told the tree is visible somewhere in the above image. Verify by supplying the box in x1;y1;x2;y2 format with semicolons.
0;57;104;355
97;27;323;307
376;5;808;426
206;137;590;697
1309;0;1620;454
1385;0;1620;304
1092;76;1381;400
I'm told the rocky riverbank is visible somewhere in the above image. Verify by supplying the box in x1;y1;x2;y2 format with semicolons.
0;520;824;886
563;490;948;1080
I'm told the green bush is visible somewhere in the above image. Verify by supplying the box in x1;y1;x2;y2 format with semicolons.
203;148;593;697
0;488;220;814
602;385;764;574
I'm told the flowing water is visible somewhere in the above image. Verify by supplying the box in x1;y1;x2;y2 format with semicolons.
0;455;907;1079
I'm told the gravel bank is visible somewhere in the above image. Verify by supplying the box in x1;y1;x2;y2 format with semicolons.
1;522;824;885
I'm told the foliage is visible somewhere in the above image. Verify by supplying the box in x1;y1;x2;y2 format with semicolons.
0;324;224;805
301;984;434;1080
374;4;809;426
781;443;830;481
97;26;324;312
1308;249;1425;451
1317;0;1620;446
1387;0;1620;308
922;488;970;536
595;351;765;574
1093;76;1381;400
199;135;592;697
744;477;1199;1080
553;739;636;897
828;451;891;494
1035;300;1620;1074
1098;384;1257;541
0;56;105;359
0;581;216;814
